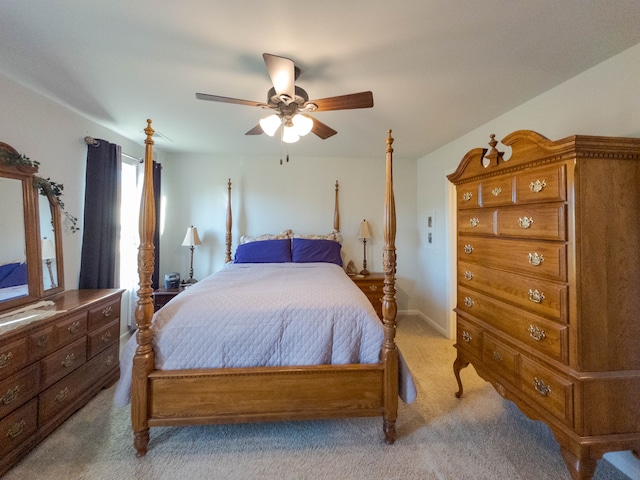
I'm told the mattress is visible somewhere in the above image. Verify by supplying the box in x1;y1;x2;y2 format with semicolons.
114;262;415;406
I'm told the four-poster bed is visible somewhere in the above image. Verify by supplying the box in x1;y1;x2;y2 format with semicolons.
128;120;402;456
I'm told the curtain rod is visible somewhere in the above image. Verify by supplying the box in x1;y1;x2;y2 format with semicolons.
84;135;143;163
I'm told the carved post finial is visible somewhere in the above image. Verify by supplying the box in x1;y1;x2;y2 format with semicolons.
483;133;503;166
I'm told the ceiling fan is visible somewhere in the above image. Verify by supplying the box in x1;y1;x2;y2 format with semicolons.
196;53;374;143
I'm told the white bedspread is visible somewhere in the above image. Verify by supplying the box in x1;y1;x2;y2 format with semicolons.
114;263;415;406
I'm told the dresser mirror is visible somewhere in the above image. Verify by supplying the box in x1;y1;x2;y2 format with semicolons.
0;141;64;315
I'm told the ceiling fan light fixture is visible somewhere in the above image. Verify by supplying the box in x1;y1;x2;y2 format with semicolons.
282;124;300;143
292;114;313;136
259;114;281;136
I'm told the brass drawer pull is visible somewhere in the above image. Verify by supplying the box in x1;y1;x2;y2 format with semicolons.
491;187;502;197
461;331;472;343
102;306;113;317
67;321;80;334
464;271;474;281
463;297;474;307
464;244;474;254
1;386;20;405
528;252;544;266
533;377;551;396
368;285;378;292
462;192;473;201
61;353;76;368
529;179;547;193
101;331;113;343
37;335;49;347
55;387;69;403
7;419;25;439
492;351;503;362
106;355;115;367
469;217;480;227
528;324;546;341
528;289;545;304
0;352;13;369
518;216;533;229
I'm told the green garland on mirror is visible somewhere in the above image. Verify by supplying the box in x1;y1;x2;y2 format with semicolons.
0;148;79;233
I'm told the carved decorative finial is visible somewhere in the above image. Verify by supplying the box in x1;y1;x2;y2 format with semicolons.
483;133;503;167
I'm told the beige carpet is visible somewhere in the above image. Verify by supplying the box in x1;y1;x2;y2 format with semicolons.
4;316;631;479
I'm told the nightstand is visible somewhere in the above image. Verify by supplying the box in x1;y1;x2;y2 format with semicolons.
350;273;385;320
152;287;182;312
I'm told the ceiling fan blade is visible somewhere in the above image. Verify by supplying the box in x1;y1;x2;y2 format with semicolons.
309;91;374;111
311;117;337;139
196;93;263;107
245;124;264;136
263;53;295;101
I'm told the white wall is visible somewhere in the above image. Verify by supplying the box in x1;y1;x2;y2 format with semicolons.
159;148;419;312
415;41;640;339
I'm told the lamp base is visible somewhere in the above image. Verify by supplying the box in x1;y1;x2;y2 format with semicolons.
359;268;370;276
183;278;198;285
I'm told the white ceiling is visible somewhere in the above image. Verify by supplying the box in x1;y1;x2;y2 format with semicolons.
2;1;640;159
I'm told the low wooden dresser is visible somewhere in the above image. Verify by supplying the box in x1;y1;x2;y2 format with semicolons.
447;130;640;480
351;273;384;320
0;289;123;476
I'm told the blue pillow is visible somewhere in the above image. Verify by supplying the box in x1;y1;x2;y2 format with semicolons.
292;238;342;266
234;239;292;263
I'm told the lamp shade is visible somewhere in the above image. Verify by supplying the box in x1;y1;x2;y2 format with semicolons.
282;124;300;143
358;220;372;239
292;114;313;136
41;238;56;260
181;226;202;247
259;114;281;136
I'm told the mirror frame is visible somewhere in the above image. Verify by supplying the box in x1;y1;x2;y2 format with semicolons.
39;189;65;297
0;141;66;314
0;142;42;312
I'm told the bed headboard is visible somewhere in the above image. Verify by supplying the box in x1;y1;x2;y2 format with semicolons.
223;179;341;264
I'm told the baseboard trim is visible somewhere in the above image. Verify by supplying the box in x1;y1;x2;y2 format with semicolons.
398;309;450;338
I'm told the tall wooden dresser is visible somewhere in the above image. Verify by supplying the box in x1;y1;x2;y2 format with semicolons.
447;130;640;480
0;289;122;476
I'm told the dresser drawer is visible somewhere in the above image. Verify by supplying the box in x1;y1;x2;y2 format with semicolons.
0;337;29;378
515;164;567;204
482;334;519;384
0;398;38;458
458;286;568;363
54;311;87;348
456;317;483;358
39;343;118;426
0;363;39;418
87;319;119;358
457;208;495;235
480;176;515;206
458;261;567;322
520;356;573;426
458;237;567;282
88;298;120;331
457;181;480;209
496;203;566;241
40;337;87;389
351;274;384;320
29;325;55;361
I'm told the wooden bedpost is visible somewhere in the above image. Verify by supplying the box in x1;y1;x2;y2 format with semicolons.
334;180;340;231
131;119;156;456
381;129;399;445
225;178;232;264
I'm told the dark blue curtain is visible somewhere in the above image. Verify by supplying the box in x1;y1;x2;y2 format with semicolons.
78;140;120;289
